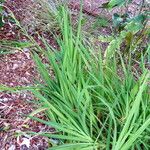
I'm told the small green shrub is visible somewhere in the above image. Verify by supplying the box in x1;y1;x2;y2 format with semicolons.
98;11;149;64
0;2;149;149
28;6;150;150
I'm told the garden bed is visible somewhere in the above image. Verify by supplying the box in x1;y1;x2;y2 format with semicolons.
0;0;149;149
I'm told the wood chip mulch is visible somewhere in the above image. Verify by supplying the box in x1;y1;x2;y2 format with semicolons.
0;1;53;149
0;50;53;149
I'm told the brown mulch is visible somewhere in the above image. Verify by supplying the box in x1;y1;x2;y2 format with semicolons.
0;51;53;150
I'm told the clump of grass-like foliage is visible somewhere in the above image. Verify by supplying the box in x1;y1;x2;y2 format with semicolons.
28;6;150;150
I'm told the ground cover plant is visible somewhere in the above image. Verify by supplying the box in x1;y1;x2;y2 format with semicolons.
26;5;150;150
0;0;149;149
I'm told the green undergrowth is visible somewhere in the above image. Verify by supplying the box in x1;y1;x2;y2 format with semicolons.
26;6;150;150
0;2;149;150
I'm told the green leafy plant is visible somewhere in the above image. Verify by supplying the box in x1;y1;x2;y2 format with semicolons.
93;17;109;29
21;6;150;150
0;2;149;149
0;0;5;27
0;40;32;55
100;0;133;9
112;12;148;32
98;11;149;63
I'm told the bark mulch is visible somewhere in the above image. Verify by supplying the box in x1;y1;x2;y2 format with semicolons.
0;51;53;149
0;1;53;149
